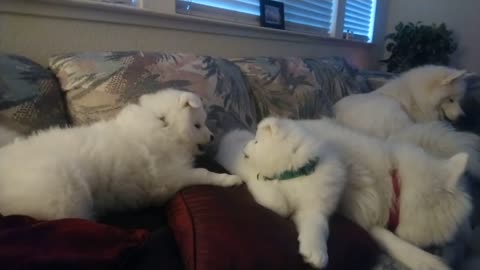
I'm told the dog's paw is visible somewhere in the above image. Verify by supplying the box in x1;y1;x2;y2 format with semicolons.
218;174;243;187
407;252;450;270
298;236;328;269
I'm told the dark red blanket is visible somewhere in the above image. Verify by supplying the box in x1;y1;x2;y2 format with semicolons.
0;214;148;270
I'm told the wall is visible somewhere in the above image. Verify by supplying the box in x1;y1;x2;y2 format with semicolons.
0;0;380;70
385;0;480;73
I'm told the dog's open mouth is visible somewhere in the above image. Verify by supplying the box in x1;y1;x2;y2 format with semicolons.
439;108;447;121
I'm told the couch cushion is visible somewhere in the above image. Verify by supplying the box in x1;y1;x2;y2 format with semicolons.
167;185;380;270
49;51;257;129
230;56;364;120
0;54;69;134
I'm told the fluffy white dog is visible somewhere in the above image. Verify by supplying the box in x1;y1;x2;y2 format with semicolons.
334;65;480;177
216;117;347;269
296;118;471;270
0;89;242;220
335;65;467;136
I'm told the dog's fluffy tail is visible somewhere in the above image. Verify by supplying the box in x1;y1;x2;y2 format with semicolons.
0;125;22;148
388;121;480;178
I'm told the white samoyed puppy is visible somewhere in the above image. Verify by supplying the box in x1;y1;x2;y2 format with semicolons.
334;65;480;177
335;65;467;136
0;89;242;220
216;117;347;269
295;118;471;270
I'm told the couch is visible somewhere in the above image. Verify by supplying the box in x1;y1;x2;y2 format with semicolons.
0;52;476;270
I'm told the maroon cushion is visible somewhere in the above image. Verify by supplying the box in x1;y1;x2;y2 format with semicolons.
167;185;379;270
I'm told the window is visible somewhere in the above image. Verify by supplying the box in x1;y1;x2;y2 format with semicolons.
177;0;377;42
177;0;333;34
343;0;377;42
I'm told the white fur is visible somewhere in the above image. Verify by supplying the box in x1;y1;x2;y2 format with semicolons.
388;121;480;178
296;118;472;270
216;118;347;269
334;65;480;178
0;126;22;147
0;89;242;220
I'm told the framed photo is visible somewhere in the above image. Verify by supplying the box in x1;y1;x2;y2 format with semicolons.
260;0;285;30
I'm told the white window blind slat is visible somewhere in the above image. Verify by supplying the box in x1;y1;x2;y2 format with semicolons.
283;0;333;30
345;6;371;18
343;0;377;42
183;0;260;15
343;24;369;35
346;0;372;14
283;2;332;20
343;9;371;25
300;0;333;10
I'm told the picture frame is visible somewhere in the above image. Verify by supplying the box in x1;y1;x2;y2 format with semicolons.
260;0;285;30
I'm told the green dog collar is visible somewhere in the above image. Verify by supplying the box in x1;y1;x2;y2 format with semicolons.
257;157;320;181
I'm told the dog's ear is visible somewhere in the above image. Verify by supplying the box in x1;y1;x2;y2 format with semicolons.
441;69;467;85
179;92;202;109
258;117;281;136
446;152;469;189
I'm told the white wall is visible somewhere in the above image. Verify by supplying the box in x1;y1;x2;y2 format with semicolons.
385;0;480;73
0;0;383;70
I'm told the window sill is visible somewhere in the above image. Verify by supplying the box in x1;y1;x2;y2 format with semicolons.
1;0;373;47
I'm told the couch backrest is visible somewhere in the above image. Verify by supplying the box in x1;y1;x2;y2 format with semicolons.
49;52;257;129
0;51;387;142
230;56;364;120
48;52;366;125
4;52;480;155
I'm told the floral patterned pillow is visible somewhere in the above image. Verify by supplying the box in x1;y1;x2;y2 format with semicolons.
49;51;256;128
0;54;69;134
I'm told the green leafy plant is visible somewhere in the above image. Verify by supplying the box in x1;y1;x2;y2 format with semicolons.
381;22;458;73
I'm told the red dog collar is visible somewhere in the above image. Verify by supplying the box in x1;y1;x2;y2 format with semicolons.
387;169;401;231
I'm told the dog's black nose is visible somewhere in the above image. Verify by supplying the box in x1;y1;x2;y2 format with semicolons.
210;134;215;142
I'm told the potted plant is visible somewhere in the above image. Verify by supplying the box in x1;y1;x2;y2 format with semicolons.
381;22;458;73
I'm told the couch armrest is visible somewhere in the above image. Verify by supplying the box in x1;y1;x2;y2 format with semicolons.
167;185;379;270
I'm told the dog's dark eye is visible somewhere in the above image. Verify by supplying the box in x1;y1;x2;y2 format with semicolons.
254;140;258;144
194;124;201;129
449;98;455;103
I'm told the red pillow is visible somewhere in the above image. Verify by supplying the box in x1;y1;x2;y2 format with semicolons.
167;185;379;270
